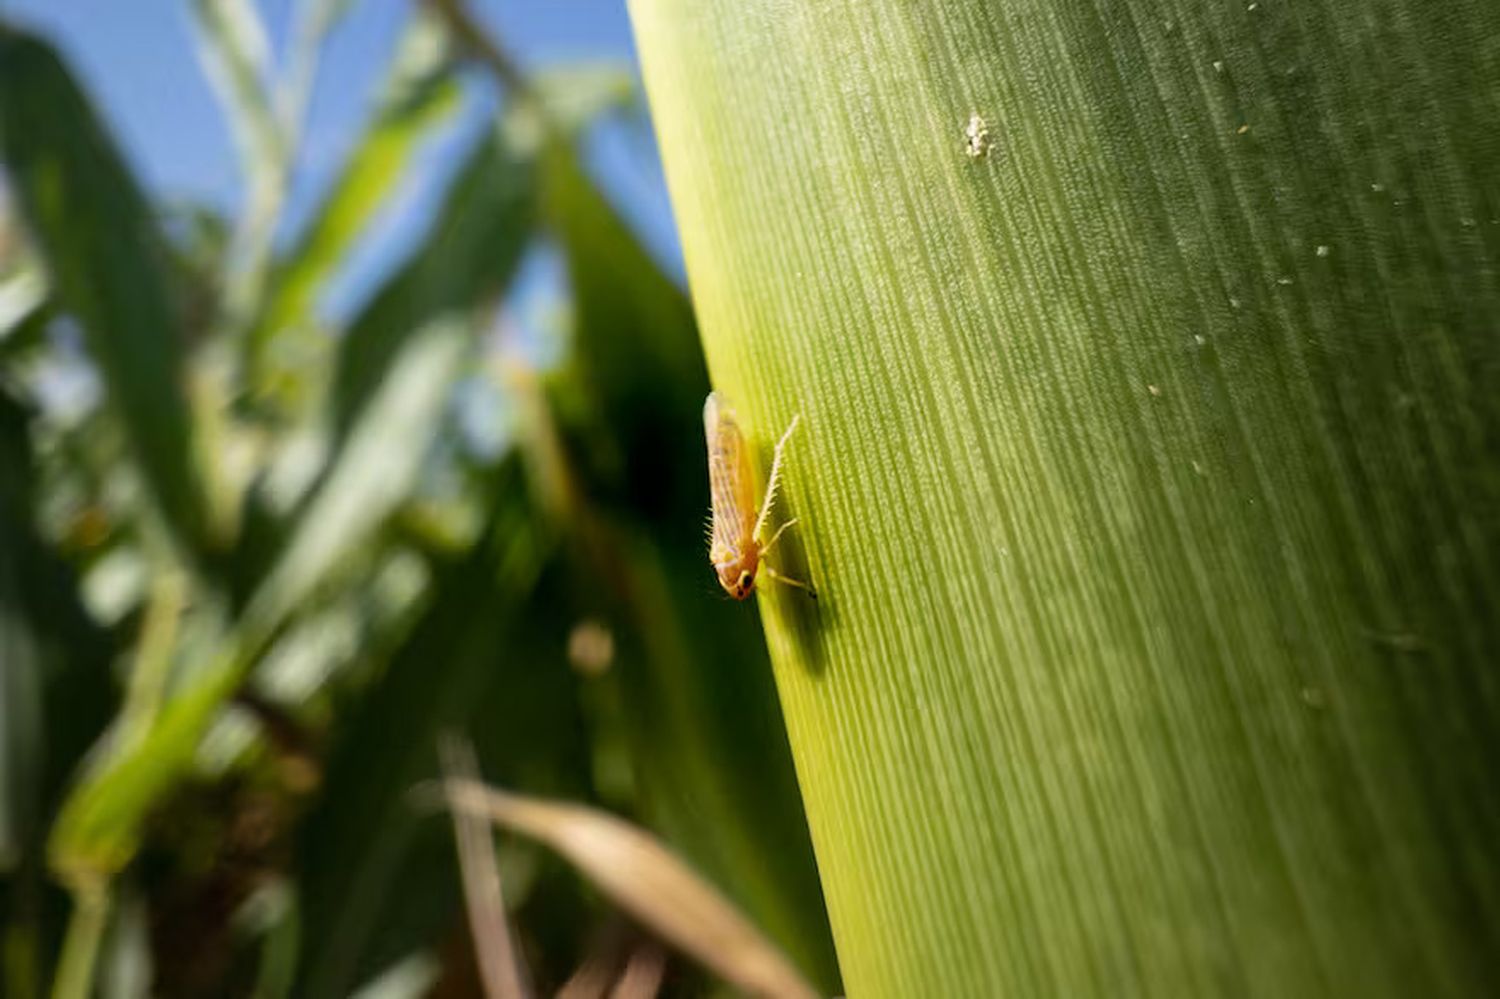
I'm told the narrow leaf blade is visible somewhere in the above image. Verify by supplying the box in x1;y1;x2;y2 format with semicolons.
442;779;818;999
249;11;463;398
0;26;214;554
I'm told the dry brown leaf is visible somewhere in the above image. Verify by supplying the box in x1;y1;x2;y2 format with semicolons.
439;739;530;999
438;778;819;999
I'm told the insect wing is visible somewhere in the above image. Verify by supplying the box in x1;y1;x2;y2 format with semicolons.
704;392;757;557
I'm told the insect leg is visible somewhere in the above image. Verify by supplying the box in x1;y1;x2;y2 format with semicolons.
761;564;817;599
752;413;800;544
759;517;799;556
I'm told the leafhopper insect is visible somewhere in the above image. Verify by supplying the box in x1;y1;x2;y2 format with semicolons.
703;392;815;600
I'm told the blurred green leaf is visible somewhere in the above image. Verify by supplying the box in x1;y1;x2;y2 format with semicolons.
506;62;638;148
589;538;838;989
49;320;467;882
0;263;47;348
187;0;281;181
48;644;245;886
247;317;468;633
187;0;284;330
250;11;463;403
0;398;44;872
293;460;550;998
0;26;215;556
540;143;704;527
330;127;535;434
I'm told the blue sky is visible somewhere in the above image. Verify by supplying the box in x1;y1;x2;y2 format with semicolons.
0;0;683;317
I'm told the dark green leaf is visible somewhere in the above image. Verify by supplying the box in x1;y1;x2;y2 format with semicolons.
0;26;215;556
0;395;44;873
543;142;705;516
0;387;116;997
292;459;550;998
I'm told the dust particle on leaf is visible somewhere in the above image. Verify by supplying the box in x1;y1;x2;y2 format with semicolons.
963;112;993;159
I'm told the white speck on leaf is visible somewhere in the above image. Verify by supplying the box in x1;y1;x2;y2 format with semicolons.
1315;244;1330;257
964;112;993;159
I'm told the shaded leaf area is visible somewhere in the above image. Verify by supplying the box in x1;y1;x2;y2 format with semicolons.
0;389;116;998
293;458;551;998
0;28;214;557
1;14;836;999
629;0;1500;994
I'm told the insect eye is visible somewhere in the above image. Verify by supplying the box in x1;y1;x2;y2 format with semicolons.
739;572;753;590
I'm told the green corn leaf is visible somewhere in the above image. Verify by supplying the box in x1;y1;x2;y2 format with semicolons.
0;26;215;556
629;0;1500;994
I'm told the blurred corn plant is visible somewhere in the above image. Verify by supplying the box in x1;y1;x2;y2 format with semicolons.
0;3;837;997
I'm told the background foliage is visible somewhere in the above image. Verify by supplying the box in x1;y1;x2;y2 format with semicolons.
0;4;836;996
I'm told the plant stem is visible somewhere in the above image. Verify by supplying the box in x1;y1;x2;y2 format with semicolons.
117;568;186;746
51;881;109;999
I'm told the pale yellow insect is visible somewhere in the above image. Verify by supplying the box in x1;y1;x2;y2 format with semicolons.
704;392;815;600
